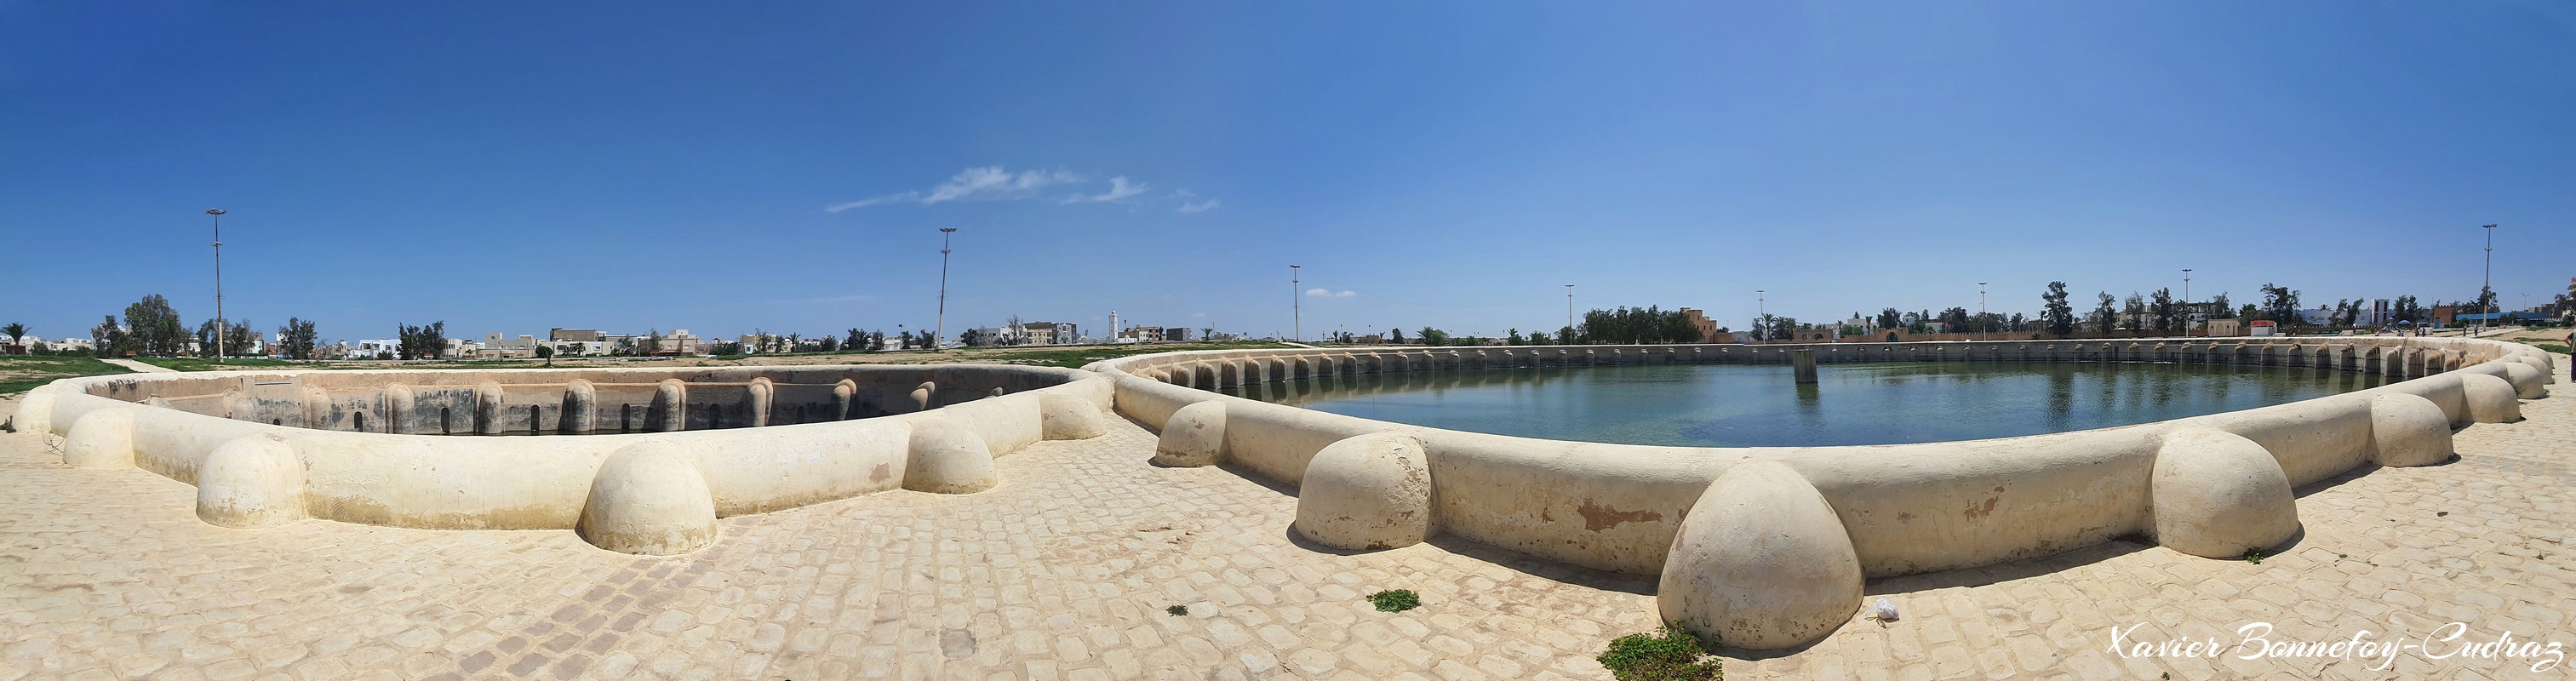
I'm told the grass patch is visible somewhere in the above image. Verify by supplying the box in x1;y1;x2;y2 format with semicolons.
1597;627;1721;681
2242;547;2269;564
2533;343;2569;354
0;355;135;394
131;357;311;371
1367;589;1420;613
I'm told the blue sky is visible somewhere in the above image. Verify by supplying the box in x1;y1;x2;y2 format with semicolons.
4;2;2572;344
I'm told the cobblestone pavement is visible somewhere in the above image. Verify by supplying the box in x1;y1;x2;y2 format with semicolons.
1;355;2569;680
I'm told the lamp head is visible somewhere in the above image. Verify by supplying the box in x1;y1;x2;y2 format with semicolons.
205;209;226;216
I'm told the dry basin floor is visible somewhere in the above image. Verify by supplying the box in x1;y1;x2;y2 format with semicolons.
1;354;2571;680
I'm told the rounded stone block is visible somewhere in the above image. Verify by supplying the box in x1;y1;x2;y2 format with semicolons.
472;381;506;434
562;380;598;432
2500;363;2545;399
1039;393;1106;440
1293;432;1434;551
577;443;719;555
910;381;936;411
1658;461;1862;651
904;417;997;494
196;435;308;529
2516;354;2555;384
2460;373;2522;423
747;377;775;428
832;379;858;421
2367;392;2452;467
1153;401;1227;467
2150;426;2298;558
650;379;688;432
62;408;136;469
12;385;56;438
384;383;415;434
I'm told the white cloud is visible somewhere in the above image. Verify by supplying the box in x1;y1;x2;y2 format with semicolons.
827;166;1083;211
1305;289;1357;298
1178;199;1221;213
1063;176;1150;204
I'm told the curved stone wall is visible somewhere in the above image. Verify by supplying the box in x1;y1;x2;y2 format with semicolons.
14;364;1115;555
1087;337;2556;650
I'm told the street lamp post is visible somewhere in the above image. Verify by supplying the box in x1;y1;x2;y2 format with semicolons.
1978;282;1989;341
207;209;227;363
2482;224;2497;335
1291;265;1302;342
936;227;958;351
2182;268;2193;335
1565;284;1574;343
1755;289;1766;343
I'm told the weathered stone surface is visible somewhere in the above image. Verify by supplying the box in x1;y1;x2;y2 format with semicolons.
1293;432;1433;551
2150;426;2298;558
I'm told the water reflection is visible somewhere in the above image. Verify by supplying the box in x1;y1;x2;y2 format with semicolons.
1228;362;2385;448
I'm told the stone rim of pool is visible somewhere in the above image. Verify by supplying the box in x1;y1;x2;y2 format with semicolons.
1092;337;2554;650
14;363;1117;556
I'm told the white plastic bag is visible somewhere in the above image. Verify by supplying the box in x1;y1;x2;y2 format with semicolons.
1871;598;1899;621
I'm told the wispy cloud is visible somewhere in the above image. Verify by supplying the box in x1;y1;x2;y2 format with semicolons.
1063;176;1150;204
830;168;1217;213
827;166;1084;212
1305;288;1357;298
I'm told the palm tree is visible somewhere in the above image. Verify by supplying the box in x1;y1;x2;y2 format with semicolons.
1;323;25;352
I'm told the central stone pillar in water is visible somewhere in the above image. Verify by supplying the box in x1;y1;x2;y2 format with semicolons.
1792;347;1818;384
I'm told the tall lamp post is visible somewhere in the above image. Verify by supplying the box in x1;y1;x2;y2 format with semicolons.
207;209;228;363
1291;265;1302;342
2182;268;2193;335
935;227;958;351
1564;284;1574;343
2482;224;2497;335
1755;289;1766;343
1978;282;1989;341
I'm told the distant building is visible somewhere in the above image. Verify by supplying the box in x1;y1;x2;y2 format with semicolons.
2207;318;2244;336
478;333;541;359
1118;326;1165;343
1020;321;1079;345
352;339;400;359
550;329;604;342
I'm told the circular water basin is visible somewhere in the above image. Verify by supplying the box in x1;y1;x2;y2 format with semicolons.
1227;361;2388;447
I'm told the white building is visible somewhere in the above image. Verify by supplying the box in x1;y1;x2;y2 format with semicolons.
351;339;400;359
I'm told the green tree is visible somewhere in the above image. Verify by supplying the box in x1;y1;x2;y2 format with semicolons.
276;318;319;359
122;295;188;358
397;322;447;360
2390;295;2423;323
2149;289;2177;334
535;344;555;366
1417;327;1450;346
1876;308;1902;331
1506;329;1524;346
90;315;127;358
1;323;25;352
2260;283;2302;326
2092;292;2118;335
2041;282;2075;336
